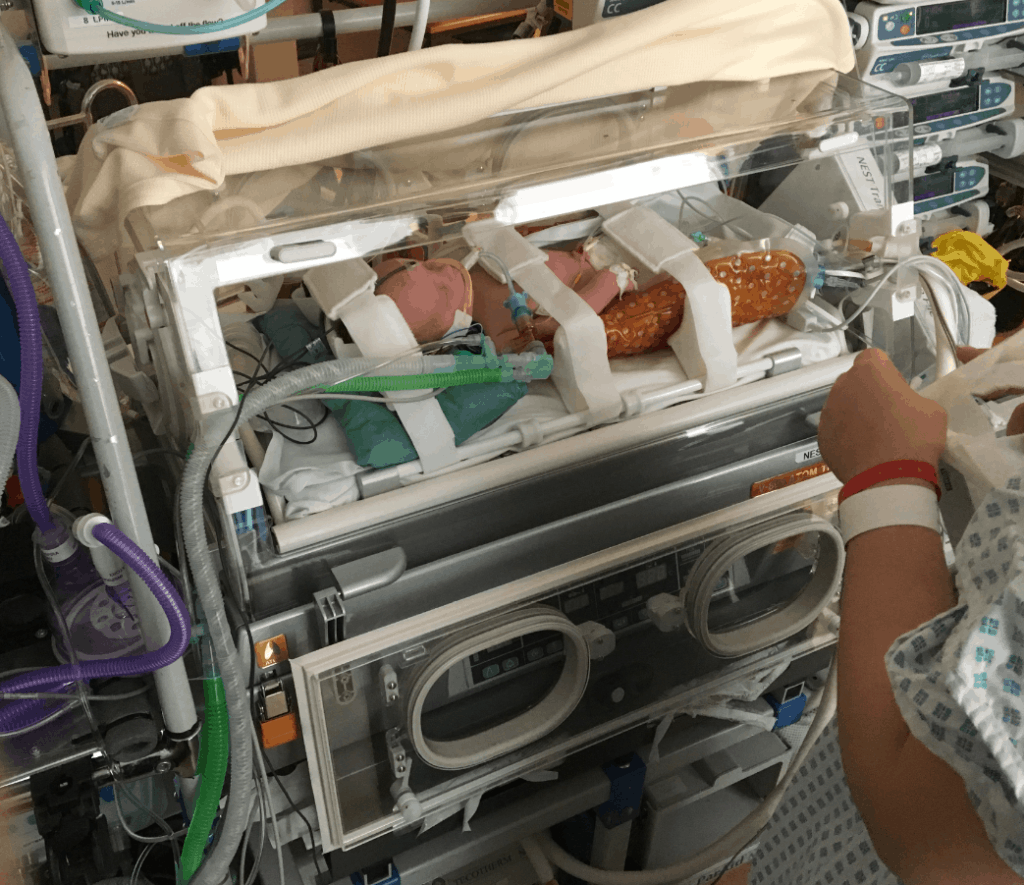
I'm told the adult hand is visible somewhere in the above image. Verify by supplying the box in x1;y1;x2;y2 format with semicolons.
818;348;948;484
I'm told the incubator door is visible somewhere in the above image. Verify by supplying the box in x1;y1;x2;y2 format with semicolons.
291;474;841;853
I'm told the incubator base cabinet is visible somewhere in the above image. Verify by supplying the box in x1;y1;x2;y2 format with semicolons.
110;70;917;877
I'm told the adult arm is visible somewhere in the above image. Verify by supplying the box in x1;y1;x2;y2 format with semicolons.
818;349;1024;884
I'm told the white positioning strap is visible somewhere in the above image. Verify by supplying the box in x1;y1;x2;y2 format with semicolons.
601;205;738;391
464;220;622;424
305;260;459;474
682;513;844;657
406;606;590;770
839;485;943;546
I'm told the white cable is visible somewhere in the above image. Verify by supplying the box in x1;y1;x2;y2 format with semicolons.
682;512;844;657
999;238;1024;257
250;720;285;885
813;258;909;333
241;769;266;885
278;389;445;407
408;0;430;50
521;835;556;884
391;364;772;483
814;255;970;361
406;607;590;770
537;659;839;885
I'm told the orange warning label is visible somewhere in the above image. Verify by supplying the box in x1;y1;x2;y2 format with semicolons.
750;461;831;498
553;0;572;19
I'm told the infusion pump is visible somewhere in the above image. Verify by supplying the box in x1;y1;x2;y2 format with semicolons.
30;0;266;55
854;0;1024;87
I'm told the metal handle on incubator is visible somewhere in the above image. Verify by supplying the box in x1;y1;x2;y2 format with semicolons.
45;79;138;132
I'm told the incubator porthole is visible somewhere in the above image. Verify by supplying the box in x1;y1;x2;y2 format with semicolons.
682;516;844;658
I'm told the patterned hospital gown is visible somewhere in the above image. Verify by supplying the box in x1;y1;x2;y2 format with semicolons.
748;722;899;885
749;475;1024;885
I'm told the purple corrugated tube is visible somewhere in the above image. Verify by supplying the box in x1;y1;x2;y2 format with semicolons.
0;523;191;733
0;212;54;534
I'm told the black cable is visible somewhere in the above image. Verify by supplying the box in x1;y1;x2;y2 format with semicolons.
200;340;273;570
243;621;326;879
229;342;332;446
374;260;417;291
227;335;327;387
258;403;331;446
376;0;397;56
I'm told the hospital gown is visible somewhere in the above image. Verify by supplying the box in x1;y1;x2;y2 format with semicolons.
749;475;1024;885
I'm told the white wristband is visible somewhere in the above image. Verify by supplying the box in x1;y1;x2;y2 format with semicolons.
839;484;943;545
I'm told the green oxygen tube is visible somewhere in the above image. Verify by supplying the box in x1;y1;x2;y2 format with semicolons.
180;624;230;882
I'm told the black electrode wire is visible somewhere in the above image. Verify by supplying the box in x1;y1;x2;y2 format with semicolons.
377;0;397;55
199;339;273;592
228;339;332;445
257;402;331;446
242;620;326;879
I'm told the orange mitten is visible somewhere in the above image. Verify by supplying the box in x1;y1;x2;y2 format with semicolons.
705;250;806;326
602;280;686;358
600;250;808;358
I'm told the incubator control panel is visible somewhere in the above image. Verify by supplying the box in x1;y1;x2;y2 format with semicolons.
445;538;812;698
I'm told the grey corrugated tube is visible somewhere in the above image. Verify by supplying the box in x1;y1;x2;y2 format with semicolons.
178;359;364;884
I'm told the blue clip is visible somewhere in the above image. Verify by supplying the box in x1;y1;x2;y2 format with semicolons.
18;44;41;77
597;753;646;828
765;683;808;730
352;863;400;885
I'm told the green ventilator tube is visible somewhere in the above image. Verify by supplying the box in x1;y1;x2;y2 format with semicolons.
323;368;505;392
180;677;230;882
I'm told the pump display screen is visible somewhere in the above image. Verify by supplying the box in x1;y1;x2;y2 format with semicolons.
911;87;978;121
894;170;956;203
917;0;1006;33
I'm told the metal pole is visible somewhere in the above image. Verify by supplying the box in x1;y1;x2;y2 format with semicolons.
43;0;525;69
0;23;198;737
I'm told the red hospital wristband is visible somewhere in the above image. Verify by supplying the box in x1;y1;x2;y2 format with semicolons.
838;460;942;505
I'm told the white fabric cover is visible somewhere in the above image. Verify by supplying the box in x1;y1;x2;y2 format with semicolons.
65;0;854;258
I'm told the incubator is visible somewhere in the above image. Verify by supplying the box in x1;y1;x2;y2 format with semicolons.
84;67;949;880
